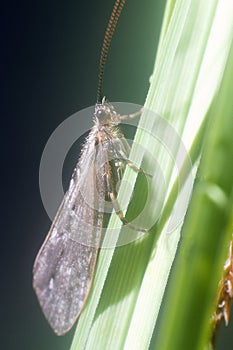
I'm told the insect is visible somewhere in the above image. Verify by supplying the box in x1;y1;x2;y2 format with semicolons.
212;234;233;345
33;0;147;335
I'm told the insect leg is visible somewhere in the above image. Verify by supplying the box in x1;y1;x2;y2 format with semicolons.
117;149;152;178
125;159;152;178
119;108;143;120
105;171;147;233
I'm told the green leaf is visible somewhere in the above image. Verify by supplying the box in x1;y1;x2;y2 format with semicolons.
154;34;233;350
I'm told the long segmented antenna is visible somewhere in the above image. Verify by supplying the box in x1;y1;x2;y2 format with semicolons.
97;0;127;103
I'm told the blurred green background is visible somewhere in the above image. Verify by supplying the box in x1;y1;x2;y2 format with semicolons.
1;0;232;349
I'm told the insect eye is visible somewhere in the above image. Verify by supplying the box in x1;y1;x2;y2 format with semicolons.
97;110;105;118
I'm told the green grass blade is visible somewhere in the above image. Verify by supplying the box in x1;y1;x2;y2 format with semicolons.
153;37;233;350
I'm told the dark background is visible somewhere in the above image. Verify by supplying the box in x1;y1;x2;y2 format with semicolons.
1;0;232;349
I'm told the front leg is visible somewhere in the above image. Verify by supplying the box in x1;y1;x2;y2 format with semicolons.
119;108;144;120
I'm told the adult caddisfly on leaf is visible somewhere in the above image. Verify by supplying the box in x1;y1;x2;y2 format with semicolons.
33;0;148;335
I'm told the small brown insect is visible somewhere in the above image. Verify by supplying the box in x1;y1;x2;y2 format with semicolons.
212;235;233;343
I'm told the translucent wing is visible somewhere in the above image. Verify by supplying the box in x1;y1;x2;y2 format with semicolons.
33;134;105;335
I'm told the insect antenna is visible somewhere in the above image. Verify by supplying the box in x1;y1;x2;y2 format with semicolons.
97;0;127;103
